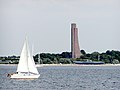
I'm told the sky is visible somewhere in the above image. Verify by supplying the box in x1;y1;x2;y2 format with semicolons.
0;0;120;56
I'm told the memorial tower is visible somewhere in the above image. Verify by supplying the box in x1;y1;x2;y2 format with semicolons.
71;23;80;58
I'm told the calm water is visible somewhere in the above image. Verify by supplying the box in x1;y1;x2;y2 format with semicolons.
0;65;120;90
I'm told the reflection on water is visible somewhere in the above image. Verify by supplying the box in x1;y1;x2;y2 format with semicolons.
0;65;120;90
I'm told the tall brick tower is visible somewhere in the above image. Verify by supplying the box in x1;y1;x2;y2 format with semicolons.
71;23;80;58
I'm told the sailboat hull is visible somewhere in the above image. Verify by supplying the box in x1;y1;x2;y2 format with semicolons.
10;73;40;79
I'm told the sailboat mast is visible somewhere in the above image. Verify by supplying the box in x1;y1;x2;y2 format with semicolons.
26;38;30;73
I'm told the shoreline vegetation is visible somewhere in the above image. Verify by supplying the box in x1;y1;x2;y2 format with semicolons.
0;50;120;64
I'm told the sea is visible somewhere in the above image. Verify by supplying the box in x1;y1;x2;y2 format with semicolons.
0;65;120;90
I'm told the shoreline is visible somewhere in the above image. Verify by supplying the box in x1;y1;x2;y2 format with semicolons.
0;64;120;67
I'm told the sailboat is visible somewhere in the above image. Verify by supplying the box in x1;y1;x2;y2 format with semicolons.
9;38;40;79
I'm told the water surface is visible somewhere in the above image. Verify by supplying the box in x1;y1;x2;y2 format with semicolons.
0;65;120;90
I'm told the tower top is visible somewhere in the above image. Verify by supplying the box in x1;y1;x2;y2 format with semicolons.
71;23;76;28
71;23;76;25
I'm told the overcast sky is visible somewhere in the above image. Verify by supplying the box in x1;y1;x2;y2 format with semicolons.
0;0;120;56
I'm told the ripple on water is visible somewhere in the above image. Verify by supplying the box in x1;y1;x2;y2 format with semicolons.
1;66;120;90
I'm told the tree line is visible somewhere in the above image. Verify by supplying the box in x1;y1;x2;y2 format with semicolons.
34;50;120;64
0;50;120;64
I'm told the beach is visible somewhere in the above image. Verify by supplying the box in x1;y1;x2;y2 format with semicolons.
1;64;120;67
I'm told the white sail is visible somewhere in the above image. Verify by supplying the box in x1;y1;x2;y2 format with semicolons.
27;45;39;74
17;39;29;72
17;38;39;74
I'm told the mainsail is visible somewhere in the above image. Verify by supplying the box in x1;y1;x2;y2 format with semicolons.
17;38;39;74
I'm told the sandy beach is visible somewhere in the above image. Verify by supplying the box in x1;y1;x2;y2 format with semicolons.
37;64;120;67
1;64;120;67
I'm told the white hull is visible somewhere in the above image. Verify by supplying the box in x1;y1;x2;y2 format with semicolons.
10;73;40;79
